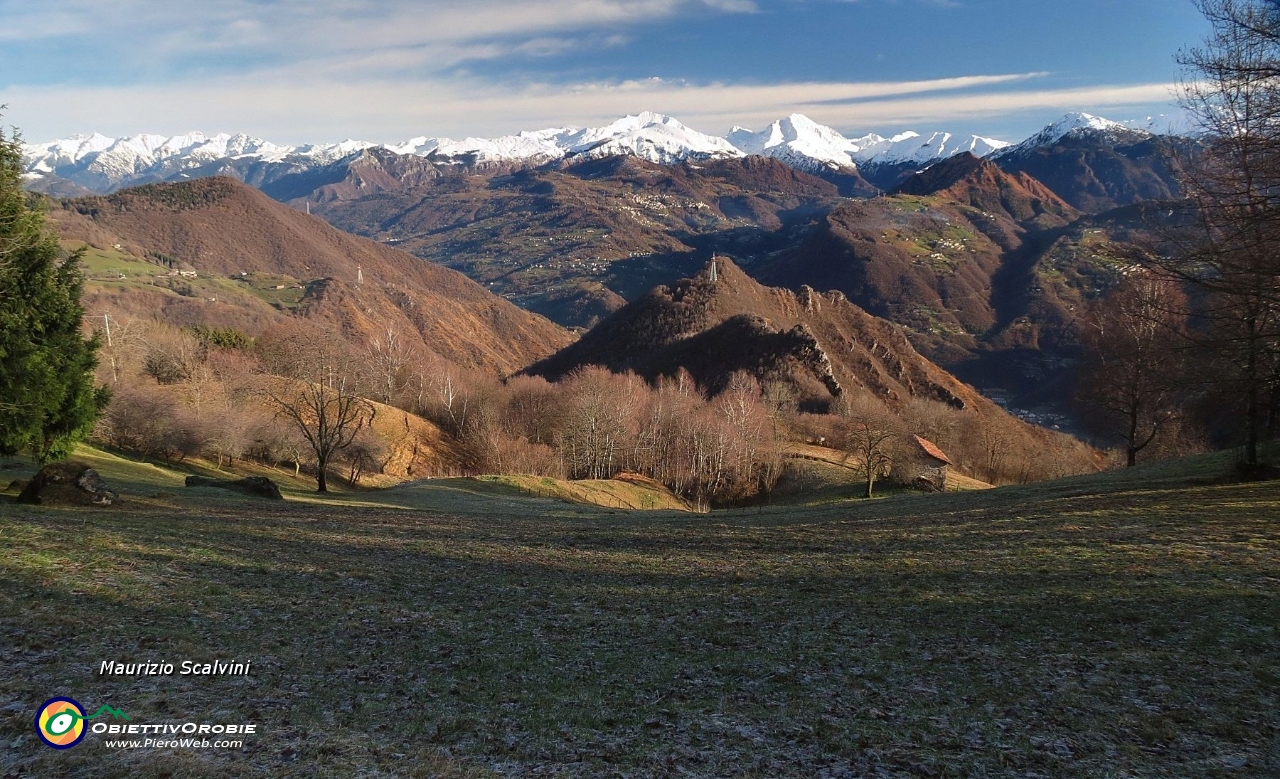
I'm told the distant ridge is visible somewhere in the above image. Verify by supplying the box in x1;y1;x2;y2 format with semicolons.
524;257;1095;475
991;112;1190;211
529;257;993;412
21;112;1156;195
893;152;1076;226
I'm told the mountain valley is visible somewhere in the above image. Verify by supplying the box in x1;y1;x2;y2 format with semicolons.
26;111;1190;428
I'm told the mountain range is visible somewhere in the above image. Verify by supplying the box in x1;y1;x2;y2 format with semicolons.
22;111;1168;196
44;175;1100;480
28;109;1193;429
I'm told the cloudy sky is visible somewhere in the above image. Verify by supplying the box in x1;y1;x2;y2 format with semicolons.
0;0;1209;145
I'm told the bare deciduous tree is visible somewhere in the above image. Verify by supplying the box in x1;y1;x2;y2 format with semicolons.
415;364;479;437
1078;272;1190;466
341;427;388;486
837;394;903;498
258;323;373;492
504;375;562;446
1166;0;1280;466
557;367;640;480
716;372;782;501
143;328;203;386
365;327;416;406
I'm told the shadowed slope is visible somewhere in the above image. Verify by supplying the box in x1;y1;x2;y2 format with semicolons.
525;258;1098;478
995;132;1190;212
894;152;1076;228
531;258;1019;418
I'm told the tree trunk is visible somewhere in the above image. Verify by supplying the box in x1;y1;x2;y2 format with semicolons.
865;472;875;499
1267;381;1280;439
1246;316;1259;467
1127;410;1139;467
316;458;328;493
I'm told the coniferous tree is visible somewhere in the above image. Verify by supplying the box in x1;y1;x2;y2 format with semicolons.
0;119;108;462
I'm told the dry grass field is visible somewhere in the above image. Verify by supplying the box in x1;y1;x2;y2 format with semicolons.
0;446;1277;777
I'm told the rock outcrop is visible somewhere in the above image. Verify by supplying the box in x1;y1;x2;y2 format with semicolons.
17;462;118;506
185;474;283;500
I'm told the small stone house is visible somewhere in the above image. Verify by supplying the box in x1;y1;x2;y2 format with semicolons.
910;434;951;492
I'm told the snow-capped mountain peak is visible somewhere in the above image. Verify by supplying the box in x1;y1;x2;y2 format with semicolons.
848;130;1009;166
1039;112;1134;142
23;111;1178;195
726;113;859;172
560;112;742;164
993;112;1150;159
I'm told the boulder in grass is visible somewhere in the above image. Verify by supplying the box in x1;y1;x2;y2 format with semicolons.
3;479;28;494
17;461;118;506
185;474;283;500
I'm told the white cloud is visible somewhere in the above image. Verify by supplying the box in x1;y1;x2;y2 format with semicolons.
1;72;1178;144
700;0;760;11
0;1;714;50
1;0;748;90
0;1;1181;142
0;8;93;41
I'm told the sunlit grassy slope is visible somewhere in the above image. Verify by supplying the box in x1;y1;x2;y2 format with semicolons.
1;445;1277;777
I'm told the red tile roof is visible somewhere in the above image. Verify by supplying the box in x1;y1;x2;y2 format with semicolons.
912;434;951;464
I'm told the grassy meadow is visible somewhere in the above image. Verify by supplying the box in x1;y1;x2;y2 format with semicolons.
0;447;1277;777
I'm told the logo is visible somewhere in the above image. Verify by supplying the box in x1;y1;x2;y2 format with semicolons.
34;698;129;749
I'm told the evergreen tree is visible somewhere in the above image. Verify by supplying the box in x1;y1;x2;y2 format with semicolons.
0;119;108;462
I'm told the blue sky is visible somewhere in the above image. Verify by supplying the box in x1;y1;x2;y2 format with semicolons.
0;0;1210;144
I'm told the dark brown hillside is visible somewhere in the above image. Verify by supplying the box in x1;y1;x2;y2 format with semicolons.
525;258;1095;476
995;134;1190;212
300;155;848;327
894;153;1076;228
531;258;994;414
24;174;97;198
856;160;931;192
52;177;572;375
763;158;1077;351
756;195;1016;354
258;147;451;202
759;158;1089;357
756;187;1168;419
